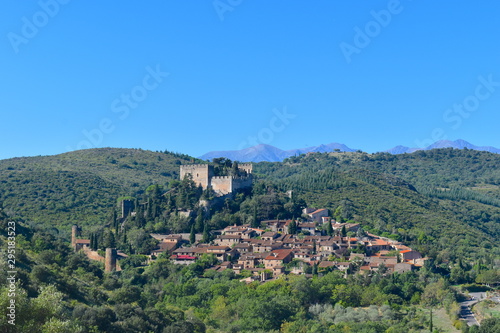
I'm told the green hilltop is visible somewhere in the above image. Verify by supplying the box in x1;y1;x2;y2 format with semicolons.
0;148;200;229
0;147;499;257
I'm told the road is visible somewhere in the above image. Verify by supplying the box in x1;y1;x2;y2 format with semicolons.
458;292;487;327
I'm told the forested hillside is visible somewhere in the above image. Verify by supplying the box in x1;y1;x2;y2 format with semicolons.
1;147;499;259
0;148;198;230
1;203;499;332
1;148;499;332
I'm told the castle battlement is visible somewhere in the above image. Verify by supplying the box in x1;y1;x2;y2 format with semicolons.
180;163;252;196
211;176;232;180
238;163;252;168
180;164;210;170
231;176;252;181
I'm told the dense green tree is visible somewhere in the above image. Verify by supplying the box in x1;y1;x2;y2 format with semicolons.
190;225;196;245
202;223;210;243
288;219;297;234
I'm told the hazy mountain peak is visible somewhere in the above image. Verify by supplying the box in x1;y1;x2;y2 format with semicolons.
200;139;500;162
199;142;357;162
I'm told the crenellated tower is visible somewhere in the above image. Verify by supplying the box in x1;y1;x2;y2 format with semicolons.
180;163;252;196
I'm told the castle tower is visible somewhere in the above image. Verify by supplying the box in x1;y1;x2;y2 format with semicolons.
180;164;214;188
121;199;133;218
105;248;117;272
71;225;79;249
180;163;252;196
238;163;253;175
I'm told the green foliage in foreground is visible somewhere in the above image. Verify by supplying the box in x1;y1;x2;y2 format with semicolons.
1;209;499;332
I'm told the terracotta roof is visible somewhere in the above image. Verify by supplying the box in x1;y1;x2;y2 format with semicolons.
318;261;335;268
370;239;390;246
173;247;199;254
217;235;242;239
309;209;327;215
153;242;176;252
299;223;316;228
265;249;293;261
75;239;90;244
207;246;231;251
172;255;196;260
234;243;252;248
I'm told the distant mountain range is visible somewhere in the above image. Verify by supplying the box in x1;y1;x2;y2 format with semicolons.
199;143;358;163
384;139;500;155
199;139;500;162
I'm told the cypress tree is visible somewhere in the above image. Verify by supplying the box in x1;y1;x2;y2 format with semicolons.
195;209;204;233
325;220;333;236
190;225;196;244
202;223;210;243
251;205;259;228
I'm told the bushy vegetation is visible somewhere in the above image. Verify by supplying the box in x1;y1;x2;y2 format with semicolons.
1;147;500;331
1;212;484;332
0;148;199;231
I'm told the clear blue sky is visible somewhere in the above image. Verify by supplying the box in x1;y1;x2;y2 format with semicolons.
1;1;499;159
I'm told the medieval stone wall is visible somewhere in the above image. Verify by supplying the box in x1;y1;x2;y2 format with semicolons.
180;163;252;196
179;164;213;188
211;176;233;195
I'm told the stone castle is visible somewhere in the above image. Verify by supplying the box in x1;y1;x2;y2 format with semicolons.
71;224;118;272
180;163;253;196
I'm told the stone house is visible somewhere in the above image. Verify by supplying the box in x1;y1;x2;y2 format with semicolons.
264;249;294;269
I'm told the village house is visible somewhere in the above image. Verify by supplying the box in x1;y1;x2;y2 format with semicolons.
298;222;317;235
238;254;259;269
261;231;279;241
272;265;286;276
278;234;299;248
205;246;236;261
172;246;202;257
214;234;242;246
222;225;257;239
318;260;336;272
247;239;282;253
321;216;331;224
394;262;413;273
71;225;91;251
74;239;90;251
171;254;197;265
262;219;291;233
318;240;336;253
233;243;253;254
399;249;422;261
335;262;352;272
264;249;294;269
367;238;391;252
151;241;178;257
303;208;329;223
150;233;183;256
332;222;360;233
293;251;312;262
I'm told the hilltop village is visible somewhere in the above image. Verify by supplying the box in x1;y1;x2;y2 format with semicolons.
72;162;427;281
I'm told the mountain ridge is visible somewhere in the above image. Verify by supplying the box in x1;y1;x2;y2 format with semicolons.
199;139;500;162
